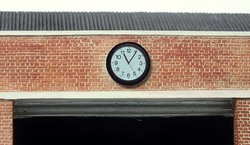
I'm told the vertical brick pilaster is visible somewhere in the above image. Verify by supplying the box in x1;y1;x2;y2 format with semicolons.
0;100;13;145
234;99;250;145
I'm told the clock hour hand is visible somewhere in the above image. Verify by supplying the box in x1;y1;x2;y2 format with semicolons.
128;51;137;64
123;54;135;72
123;54;129;64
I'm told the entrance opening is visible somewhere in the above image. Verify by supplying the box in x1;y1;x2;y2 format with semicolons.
14;116;233;145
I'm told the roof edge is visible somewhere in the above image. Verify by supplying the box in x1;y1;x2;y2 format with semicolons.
0;31;250;36
1;11;249;14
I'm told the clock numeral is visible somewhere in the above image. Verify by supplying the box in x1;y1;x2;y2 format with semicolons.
116;67;120;72
139;61;143;66
127;73;130;78
122;71;124;76
138;55;142;59
114;61;118;65
138;67;141;71
116;55;121;59
127;48;131;53
133;71;136;76
121;50;125;55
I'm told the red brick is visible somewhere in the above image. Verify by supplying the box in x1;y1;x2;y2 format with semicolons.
0;36;250;91
0;100;13;145
234;99;250;145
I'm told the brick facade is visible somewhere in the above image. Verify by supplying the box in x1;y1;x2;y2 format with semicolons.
0;35;250;145
234;99;250;145
0;35;250;91
0;100;13;145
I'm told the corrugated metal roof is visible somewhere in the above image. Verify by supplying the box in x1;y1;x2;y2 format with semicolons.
0;12;250;31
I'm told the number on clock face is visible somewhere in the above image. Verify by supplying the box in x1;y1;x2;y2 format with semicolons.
106;42;150;86
111;46;146;81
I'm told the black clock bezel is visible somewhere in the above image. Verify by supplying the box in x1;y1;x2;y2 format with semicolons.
106;42;151;86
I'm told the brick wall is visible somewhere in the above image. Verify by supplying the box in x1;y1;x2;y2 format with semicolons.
0;100;13;145
0;35;250;91
234;99;250;145
0;35;250;145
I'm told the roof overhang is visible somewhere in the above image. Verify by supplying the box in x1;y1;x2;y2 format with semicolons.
0;31;250;36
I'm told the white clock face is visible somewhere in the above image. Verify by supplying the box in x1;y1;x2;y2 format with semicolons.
110;46;146;81
106;42;150;86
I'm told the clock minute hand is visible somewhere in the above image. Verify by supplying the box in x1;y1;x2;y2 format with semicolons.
128;51;137;64
123;54;135;72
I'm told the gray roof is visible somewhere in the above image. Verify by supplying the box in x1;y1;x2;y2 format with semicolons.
0;12;250;31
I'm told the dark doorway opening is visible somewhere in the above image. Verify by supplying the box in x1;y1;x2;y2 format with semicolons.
14;116;233;145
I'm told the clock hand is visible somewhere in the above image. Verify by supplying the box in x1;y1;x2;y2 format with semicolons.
123;54;129;64
123;53;135;72
128;63;135;72
128;51;137;64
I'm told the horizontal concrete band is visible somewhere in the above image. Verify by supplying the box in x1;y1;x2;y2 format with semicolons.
1;90;250;99
1;31;250;36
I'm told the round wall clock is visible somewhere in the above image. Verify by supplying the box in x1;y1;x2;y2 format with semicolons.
106;42;151;86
